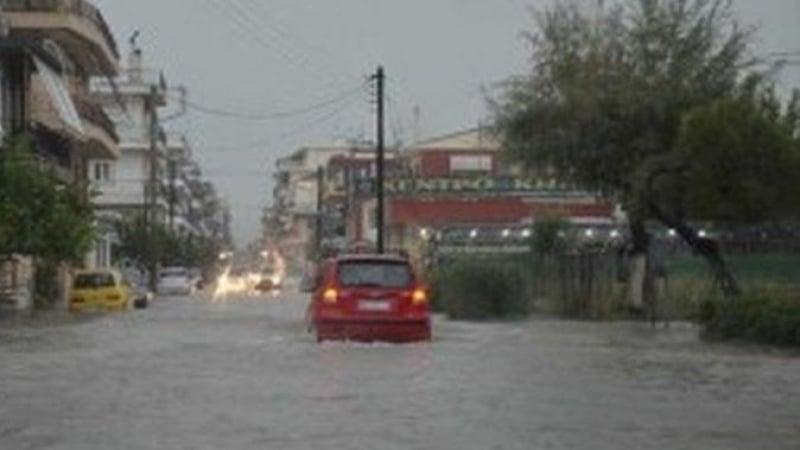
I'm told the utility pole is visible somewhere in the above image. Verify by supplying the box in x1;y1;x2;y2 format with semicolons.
147;85;159;292
168;157;176;230
373;66;386;254
315;166;325;259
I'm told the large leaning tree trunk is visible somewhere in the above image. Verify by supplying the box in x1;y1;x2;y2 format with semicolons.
649;203;741;298
640;155;742;299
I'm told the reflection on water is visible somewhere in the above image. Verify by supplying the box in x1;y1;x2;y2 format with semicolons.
1;294;797;450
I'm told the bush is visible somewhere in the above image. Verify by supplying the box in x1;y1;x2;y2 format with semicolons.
658;275;721;321
700;289;800;347
432;258;529;321
425;267;447;313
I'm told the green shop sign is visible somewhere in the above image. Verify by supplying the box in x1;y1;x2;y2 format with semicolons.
355;176;591;197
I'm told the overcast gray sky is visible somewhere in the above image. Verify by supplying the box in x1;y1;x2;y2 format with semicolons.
92;0;799;248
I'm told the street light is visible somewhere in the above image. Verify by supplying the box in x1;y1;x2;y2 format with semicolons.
502;229;511;238
469;229;478;239
521;229;532;238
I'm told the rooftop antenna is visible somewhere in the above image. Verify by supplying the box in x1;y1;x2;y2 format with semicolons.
129;30;140;47
412;105;422;144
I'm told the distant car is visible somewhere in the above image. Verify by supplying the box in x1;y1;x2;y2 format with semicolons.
254;277;275;292
69;269;133;312
217;268;250;295
188;268;204;291
305;254;431;343
255;270;282;292
157;267;194;296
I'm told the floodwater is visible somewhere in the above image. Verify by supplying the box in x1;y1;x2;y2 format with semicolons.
1;287;797;450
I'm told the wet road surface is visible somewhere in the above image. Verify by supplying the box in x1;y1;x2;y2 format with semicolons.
1;288;798;450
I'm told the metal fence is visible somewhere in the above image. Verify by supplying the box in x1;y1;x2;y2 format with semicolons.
528;251;620;318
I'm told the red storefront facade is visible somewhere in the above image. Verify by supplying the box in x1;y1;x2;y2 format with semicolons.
389;197;612;227
343;128;614;251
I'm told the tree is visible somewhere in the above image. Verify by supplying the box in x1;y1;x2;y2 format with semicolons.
0;136;94;263
490;0;800;299
532;216;569;254
114;213;223;273
113;212;153;268
644;81;800;294
0;136;95;307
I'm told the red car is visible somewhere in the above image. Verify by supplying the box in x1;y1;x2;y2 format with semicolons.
306;254;431;343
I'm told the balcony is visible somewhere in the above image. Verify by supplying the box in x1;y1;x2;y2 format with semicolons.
91;67;167;100
4;0;119;75
73;94;119;158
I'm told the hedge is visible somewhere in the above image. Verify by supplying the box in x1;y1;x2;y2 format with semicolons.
428;258;529;321
700;291;800;347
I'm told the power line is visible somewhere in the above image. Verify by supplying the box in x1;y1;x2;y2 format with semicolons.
278;90;365;139
202;0;359;92
200;0;305;70
193;136;273;153
767;51;800;57
227;0;316;70
170;82;367;121
189;88;366;154
229;0;359;88
198;0;351;106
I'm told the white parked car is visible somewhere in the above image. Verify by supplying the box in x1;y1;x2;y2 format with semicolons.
157;267;194;296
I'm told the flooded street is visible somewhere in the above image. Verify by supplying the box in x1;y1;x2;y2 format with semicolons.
1;289;798;450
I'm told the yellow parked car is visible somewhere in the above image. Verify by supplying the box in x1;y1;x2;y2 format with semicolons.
69;270;133;312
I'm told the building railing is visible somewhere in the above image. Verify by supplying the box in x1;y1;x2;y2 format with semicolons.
91;68;166;93
4;0;119;58
72;94;117;141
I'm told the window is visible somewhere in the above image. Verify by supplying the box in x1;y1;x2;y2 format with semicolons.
337;260;412;288
450;155;492;174
92;161;114;184
74;273;116;289
160;267;188;278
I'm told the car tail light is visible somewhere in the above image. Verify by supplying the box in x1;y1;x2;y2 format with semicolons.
322;288;338;304
412;288;427;305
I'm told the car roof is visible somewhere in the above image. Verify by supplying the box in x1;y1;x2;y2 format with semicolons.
74;269;120;276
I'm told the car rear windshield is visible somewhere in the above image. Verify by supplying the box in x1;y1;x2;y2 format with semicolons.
74;273;116;289
337;260;412;288
160;268;187;278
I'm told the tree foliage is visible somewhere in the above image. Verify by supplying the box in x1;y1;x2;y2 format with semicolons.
0;136;94;263
532;216;569;254
490;0;800;297
114;213;222;271
674;83;800;222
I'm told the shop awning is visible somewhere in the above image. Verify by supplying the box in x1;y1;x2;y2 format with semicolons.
32;56;85;137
